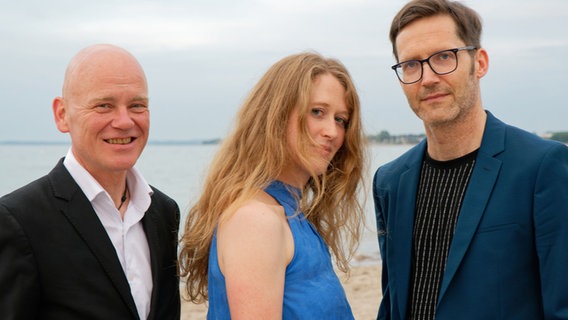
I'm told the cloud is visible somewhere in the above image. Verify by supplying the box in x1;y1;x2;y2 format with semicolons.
0;0;567;142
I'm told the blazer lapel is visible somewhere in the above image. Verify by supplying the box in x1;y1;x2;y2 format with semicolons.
142;205;160;320
437;112;505;303
49;160;139;319
393;142;425;319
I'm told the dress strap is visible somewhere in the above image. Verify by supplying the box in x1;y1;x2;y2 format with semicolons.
264;180;301;210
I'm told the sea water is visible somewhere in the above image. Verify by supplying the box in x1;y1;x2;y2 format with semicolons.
0;143;411;265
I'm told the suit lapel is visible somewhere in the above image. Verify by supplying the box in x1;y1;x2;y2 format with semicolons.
437;112;505;304
49;160;139;319
393;142;425;319
142;203;160;320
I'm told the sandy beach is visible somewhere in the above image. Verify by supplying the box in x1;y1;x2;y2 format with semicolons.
181;263;382;319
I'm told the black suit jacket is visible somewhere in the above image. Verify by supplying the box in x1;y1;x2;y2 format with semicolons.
0;159;181;320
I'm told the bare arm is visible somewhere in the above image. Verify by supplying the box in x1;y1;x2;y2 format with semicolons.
217;199;294;320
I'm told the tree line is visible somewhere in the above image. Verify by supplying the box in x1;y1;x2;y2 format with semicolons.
368;130;568;144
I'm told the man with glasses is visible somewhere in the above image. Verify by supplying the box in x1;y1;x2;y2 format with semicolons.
373;0;568;319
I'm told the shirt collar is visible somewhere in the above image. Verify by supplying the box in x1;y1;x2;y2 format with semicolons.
62;148;154;213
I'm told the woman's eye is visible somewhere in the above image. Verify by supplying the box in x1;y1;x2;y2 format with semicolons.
335;117;349;128
311;108;323;116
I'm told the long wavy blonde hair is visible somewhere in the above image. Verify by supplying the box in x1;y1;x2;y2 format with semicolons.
178;52;366;303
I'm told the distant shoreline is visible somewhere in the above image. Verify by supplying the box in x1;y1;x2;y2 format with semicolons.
0;140;418;147
0;140;218;146
1;131;566;146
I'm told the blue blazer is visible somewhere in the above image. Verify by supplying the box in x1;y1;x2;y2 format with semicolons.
373;112;568;319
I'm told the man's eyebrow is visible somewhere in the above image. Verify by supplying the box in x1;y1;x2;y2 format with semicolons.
89;96;149;104
131;96;149;102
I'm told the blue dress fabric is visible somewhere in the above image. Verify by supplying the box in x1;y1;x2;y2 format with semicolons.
207;180;354;319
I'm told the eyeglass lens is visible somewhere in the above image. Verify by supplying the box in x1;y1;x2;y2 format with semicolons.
396;49;458;84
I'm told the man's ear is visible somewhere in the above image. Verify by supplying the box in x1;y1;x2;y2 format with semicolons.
53;97;70;133
475;48;489;79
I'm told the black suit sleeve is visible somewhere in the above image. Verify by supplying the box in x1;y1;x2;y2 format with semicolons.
0;205;40;320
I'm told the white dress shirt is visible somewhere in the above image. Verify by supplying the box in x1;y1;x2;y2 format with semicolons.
63;149;153;319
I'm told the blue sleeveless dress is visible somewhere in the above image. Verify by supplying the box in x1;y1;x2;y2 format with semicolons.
207;180;354;319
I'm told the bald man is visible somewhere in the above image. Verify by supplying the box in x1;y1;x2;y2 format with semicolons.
0;44;180;320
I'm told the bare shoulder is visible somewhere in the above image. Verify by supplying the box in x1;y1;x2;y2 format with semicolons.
220;191;286;231
217;190;294;272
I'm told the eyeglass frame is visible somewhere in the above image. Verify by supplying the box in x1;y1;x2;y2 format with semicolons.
391;46;478;84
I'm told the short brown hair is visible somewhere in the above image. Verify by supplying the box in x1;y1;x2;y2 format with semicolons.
390;0;483;60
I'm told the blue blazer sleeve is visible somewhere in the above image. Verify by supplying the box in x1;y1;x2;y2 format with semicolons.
534;143;568;318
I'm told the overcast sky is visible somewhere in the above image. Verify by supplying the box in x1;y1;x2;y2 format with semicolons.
1;0;566;142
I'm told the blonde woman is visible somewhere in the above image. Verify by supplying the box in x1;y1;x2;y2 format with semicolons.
179;52;366;319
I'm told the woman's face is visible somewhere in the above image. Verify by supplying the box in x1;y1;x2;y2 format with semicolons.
279;73;349;188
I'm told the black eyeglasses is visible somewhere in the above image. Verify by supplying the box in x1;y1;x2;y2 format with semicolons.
392;46;477;84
